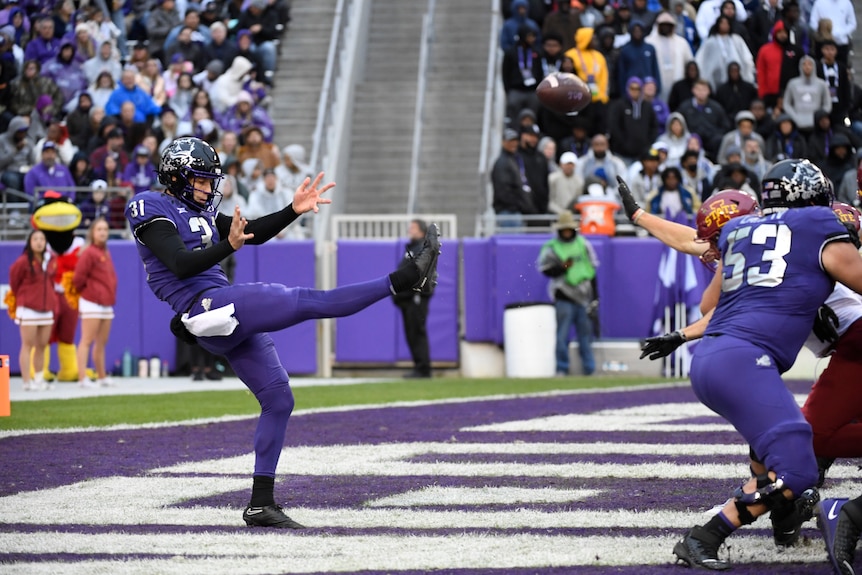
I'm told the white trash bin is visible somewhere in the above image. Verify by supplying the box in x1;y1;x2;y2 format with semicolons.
503;303;556;378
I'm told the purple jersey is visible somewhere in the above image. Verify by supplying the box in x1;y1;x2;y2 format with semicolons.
705;206;849;372
125;191;229;313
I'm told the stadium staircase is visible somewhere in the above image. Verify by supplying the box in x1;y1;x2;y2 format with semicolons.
269;0;339;152
341;0;492;235
413;0;490;235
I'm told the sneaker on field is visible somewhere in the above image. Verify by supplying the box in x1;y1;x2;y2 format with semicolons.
242;505;306;529
79;378;99;389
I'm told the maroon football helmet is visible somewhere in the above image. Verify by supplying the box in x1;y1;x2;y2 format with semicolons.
857;164;862;206
696;190;760;263
833;201;861;248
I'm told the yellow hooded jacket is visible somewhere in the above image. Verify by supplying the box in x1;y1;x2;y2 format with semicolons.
564;28;609;104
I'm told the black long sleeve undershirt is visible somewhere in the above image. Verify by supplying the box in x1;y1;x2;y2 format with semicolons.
137;221;236;280
135;204;301;280
214;203;300;245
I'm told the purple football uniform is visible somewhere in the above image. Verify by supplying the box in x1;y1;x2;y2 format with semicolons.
126;189;395;480
691;206;849;495
706;207;849;373
126;190;230;314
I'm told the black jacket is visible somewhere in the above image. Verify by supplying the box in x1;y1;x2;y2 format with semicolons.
492;149;537;214
519;145;550;214
607;96;658;160
715;78;759;119
816;58;852;122
678;98;730;161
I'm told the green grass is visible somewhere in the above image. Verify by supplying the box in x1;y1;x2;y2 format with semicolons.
0;376;677;431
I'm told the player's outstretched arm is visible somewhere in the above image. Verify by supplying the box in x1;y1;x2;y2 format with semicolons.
291;172;334;215
617;176;705;257
219;173;335;245
640;308;714;360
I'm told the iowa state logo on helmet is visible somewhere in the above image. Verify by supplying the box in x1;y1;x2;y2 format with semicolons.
702;199;740;229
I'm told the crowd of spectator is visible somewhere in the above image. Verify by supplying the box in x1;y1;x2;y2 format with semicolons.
493;0;861;226
0;0;313;235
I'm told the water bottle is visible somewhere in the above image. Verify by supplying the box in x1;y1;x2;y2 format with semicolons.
122;349;133;377
161;361;170;378
138;358;149;378
149;357;161;379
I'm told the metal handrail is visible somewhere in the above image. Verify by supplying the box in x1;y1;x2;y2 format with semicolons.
478;0;504;220
406;0;437;215
474;212;640;237
308;0;346;179
331;213;457;240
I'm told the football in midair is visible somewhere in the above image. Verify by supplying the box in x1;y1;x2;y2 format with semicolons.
536;72;591;115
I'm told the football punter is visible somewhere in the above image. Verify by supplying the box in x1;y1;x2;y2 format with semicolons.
126;137;440;528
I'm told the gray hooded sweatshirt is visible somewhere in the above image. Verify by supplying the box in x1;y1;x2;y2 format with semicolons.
783;56;832;130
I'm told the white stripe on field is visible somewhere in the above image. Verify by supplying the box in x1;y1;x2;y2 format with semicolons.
148;442;772;478
0;532;829;574
365;487;603;507
462;396;810;433
2;473;859;527
0;382;687;439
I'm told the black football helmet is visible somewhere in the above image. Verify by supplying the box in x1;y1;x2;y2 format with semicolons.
158;137;224;211
760;159;833;211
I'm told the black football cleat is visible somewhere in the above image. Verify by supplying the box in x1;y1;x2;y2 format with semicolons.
673;526;731;571
771;505;803;547
411;223;440;292
817;457;836;488
818;498;861;575
243;505;306;529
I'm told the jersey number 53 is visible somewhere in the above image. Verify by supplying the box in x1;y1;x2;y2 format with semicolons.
722;223;792;291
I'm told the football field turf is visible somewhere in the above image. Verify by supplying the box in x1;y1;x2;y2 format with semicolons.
0;376;858;574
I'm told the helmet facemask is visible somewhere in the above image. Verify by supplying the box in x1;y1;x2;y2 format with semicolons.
178;166;224;212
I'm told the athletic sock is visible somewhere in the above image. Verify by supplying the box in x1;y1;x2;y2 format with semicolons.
704;512;736;540
389;265;419;294
249;475;276;508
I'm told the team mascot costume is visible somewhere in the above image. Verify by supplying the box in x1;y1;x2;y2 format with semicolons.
31;191;84;381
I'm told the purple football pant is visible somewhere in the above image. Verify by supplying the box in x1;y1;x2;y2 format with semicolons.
690;335;819;495
189;277;392;477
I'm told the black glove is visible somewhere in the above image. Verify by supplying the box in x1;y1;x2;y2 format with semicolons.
640;330;686;360
617;175;642;222
812;304;839;344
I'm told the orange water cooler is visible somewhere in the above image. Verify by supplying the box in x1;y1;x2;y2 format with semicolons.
575;198;621;236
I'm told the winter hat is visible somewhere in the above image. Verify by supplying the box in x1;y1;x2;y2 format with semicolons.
656;11;675;25
35;94;53;113
735;110;756;125
282;144;307;164
206;59;225;75
559;151;577;165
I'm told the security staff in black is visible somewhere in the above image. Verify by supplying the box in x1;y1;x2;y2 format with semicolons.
393;219;434;378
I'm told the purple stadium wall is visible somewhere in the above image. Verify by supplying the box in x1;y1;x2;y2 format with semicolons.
0;235;698;376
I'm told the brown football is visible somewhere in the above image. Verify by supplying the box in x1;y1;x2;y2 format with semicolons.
536;72;591;114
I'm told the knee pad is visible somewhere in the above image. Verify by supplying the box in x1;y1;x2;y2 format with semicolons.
732;474;790;525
